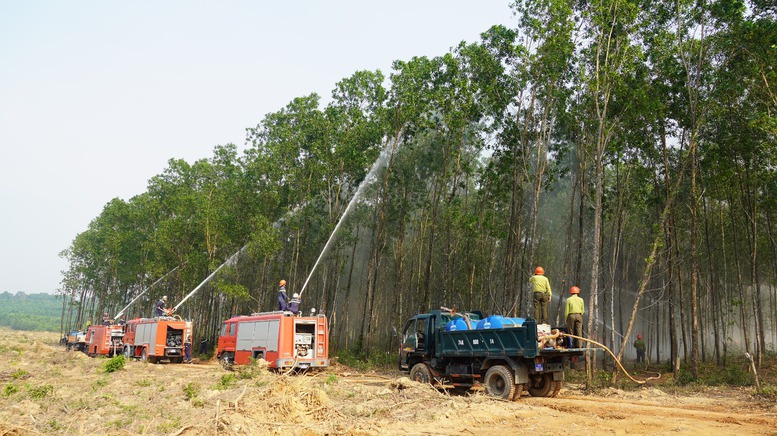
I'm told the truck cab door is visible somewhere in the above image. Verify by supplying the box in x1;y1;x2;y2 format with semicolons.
399;316;429;370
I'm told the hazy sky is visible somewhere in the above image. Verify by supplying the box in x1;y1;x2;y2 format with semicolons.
0;1;513;294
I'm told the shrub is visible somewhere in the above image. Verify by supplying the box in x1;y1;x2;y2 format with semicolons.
216;373;237;390
183;382;199;400
104;355;126;373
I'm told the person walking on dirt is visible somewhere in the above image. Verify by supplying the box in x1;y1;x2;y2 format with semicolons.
530;266;552;324
634;334;646;363
564;286;584;348
156;296;169;317
278;280;289;311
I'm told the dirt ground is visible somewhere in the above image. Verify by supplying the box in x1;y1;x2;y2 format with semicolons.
1;328;776;435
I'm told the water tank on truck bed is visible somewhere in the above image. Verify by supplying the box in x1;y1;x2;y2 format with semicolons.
399;309;586;400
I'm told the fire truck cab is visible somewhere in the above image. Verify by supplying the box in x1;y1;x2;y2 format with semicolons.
217;311;329;371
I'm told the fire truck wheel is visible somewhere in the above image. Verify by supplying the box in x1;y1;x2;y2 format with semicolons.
528;373;554;397
123;346;132;360
484;365;516;400
220;353;234;370
409;363;432;384
141;348;148;362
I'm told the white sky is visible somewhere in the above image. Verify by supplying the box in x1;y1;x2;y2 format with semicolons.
0;1;513;294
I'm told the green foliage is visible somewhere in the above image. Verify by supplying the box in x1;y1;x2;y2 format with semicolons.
336;348;396;371
104;355;126;373
756;385;777;399
215;373;237;390
325;373;338;385
0;292;62;332
11;369;29;380
235;358;267;380
27;384;53;399
3;384;18;397
675;360;755;387
183;382;199;400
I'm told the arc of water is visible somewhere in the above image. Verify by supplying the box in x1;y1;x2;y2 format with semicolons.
173;245;248;312
299;146;392;296
113;266;179;320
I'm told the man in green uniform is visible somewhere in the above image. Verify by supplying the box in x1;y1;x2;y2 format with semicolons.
634;334;646;363
530;266;552;324
564;286;584;348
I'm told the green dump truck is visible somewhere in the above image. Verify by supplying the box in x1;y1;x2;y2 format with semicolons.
399;309;586;400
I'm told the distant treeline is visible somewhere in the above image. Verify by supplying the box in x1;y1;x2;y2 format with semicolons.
0;292;61;332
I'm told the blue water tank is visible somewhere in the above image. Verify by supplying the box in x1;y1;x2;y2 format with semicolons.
445;318;470;331
475;316;526;329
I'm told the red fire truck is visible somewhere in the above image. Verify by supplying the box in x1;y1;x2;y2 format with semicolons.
217;311;329;370
84;324;125;357
122;317;191;364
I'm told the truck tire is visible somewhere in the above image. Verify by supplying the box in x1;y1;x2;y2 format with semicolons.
409;363;432;384
528;373;554;397
141;347;148;362
123;346;132;360
220;353;234;371
484;365;516;400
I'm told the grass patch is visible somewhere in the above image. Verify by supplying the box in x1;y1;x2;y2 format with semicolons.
11;369;29;380
3;384;19;397
135;379;152;387
27;384;53;399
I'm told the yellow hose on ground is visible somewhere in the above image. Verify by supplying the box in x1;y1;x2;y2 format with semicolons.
561;333;662;384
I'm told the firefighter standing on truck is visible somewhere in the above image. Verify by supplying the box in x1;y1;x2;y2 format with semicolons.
565;286;584;348
530;266;552;324
156;296;169;317
288;293;301;315
278;280;289;311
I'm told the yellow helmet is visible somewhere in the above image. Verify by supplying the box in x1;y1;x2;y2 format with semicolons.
279;280;287;286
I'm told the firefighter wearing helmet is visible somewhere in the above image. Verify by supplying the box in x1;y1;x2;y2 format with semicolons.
289;292;301;315
634;333;646;364
564;286;584;348
155;295;170;317
278;280;289;311
529;266;552;324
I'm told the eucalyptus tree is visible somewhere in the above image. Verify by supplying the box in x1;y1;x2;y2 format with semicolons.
575;0;643;378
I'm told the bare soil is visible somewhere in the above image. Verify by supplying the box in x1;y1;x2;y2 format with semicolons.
1;328;775;435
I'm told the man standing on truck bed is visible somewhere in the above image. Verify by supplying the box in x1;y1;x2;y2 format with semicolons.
530;266;552;324
565;286;584;348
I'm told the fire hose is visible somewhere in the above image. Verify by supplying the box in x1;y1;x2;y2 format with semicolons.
560;333;662;384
